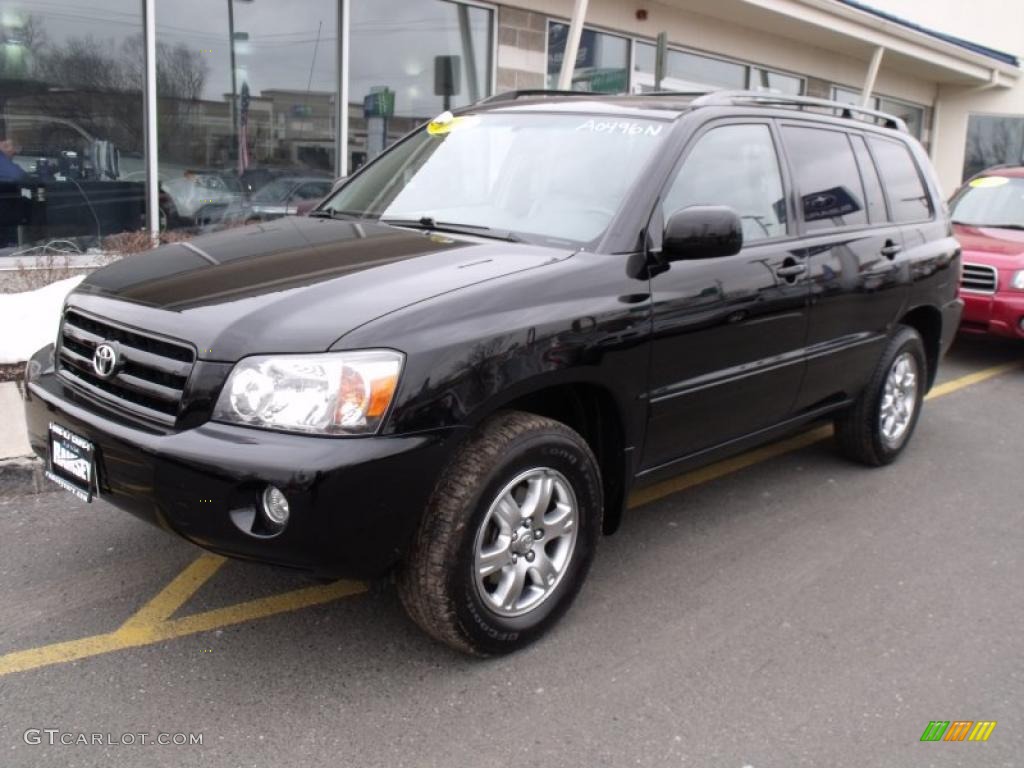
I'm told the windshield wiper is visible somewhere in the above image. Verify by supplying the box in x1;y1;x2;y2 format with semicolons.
307;208;366;220
381;216;522;243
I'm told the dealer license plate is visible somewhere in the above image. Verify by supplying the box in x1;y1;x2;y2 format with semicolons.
46;422;96;502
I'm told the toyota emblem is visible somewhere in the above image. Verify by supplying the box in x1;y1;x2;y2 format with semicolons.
92;343;119;379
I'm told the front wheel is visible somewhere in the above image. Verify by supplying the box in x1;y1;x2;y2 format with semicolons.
834;326;927;466
397;411;603;656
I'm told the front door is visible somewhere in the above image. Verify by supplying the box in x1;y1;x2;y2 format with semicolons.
642;121;810;472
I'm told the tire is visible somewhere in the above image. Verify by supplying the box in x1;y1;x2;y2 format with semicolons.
834;325;927;466
397;411;603;656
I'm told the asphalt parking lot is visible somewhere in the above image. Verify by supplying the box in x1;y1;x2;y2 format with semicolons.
0;336;1021;768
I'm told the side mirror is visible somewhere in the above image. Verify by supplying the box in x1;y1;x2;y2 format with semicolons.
662;205;743;261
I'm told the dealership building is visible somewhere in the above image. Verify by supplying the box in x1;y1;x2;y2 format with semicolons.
0;0;1021;250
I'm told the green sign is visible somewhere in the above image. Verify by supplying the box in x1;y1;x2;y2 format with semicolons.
363;88;395;118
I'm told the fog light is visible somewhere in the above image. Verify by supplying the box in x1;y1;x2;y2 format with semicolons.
261;485;290;528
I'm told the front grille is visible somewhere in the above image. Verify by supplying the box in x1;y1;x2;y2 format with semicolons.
961;263;998;294
57;310;195;425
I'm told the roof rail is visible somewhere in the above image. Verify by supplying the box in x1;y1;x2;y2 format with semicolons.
480;89;598;104
690;90;908;132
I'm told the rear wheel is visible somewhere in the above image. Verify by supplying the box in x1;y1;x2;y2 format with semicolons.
834;326;926;466
397;411;602;656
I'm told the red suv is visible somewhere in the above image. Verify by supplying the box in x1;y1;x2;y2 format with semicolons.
950;166;1024;339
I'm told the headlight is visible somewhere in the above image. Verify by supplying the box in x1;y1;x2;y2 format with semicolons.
213;350;403;435
1011;270;1024;291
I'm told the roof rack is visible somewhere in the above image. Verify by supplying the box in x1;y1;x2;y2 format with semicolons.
689;90;908;132
480;89;598;103
478;89;907;132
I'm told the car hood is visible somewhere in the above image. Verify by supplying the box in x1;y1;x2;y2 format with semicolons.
954;223;1024;269
70;216;573;361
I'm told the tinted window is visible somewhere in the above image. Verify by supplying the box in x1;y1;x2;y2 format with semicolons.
868;137;933;222
662;124;786;243
782;126;867;230
850;135;888;223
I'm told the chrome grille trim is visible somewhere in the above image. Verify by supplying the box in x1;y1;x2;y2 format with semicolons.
57;310;196;425
961;263;998;294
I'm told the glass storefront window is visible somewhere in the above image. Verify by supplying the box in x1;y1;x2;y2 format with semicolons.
633;41;746;92
0;0;144;253
348;0;493;173
748;67;803;95
963;114;1024;181
832;87;925;140
156;0;338;233
547;22;628;94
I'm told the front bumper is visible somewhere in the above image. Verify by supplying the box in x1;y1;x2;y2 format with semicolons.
960;290;1024;339
23;349;462;578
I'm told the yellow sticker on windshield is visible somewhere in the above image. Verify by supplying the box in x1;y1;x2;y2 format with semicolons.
969;176;1010;188
427;113;479;136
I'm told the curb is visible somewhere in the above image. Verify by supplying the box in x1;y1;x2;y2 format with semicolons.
0;456;47;496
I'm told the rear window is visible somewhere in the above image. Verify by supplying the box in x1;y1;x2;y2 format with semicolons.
867;137;933;222
782;126;867;231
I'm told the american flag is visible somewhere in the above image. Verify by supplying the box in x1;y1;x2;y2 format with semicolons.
238;82;251;174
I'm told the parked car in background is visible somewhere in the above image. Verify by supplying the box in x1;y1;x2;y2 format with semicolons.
161;169;244;227
950;166;1024;340
242;176;334;222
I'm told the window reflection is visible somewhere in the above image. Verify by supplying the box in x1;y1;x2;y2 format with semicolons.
0;1;144;252
348;0;493;172
633;41;745;92
963;114;1024;181
155;0;338;234
547;23;629;93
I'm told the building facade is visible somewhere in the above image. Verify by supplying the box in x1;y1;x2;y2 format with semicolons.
0;0;1020;252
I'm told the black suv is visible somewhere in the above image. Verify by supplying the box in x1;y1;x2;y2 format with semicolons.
23;90;962;655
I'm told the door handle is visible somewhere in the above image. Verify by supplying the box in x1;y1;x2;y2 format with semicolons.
880;241;902;259
776;263;807;279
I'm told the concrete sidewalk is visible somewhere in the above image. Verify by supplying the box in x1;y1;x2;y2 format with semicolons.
0;381;43;494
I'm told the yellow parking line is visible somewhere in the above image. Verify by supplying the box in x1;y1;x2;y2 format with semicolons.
0;580;366;677
628;425;833;509
0;359;1018;677
629;360;1021;510
925;360;1020;400
118;553;226;630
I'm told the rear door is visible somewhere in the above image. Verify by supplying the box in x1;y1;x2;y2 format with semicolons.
642;120;810;471
779;123;910;412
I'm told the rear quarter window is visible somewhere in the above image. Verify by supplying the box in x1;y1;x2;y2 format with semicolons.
867;136;933;223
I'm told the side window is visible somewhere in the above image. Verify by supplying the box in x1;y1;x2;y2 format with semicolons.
781;125;867;230
850;135;888;224
867;136;934;222
662;124;786;243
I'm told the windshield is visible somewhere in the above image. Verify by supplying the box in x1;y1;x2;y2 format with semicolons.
951;176;1024;229
321;112;669;245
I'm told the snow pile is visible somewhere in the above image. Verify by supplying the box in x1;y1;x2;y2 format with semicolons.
0;276;85;364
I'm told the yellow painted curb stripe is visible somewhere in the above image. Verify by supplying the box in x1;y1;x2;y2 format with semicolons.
0;360;1018;677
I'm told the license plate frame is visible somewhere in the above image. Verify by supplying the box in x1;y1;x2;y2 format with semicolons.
46;422;97;502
